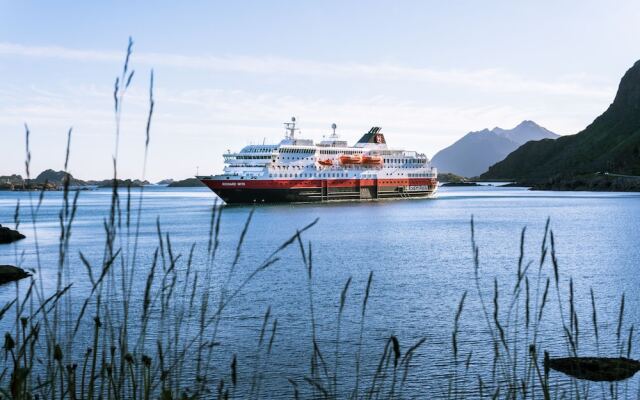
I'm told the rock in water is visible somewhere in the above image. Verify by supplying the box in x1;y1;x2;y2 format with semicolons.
546;357;640;382
0;265;31;285
0;224;26;244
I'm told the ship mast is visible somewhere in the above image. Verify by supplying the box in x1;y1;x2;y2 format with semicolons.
330;123;338;139
284;116;299;139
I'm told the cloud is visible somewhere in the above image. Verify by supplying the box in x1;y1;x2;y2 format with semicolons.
0;42;614;99
0;81;600;180
0;42;616;180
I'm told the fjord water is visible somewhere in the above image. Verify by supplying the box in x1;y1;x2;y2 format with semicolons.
1;185;640;397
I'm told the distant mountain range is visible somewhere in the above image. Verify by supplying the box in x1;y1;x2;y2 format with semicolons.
431;120;559;177
482;59;640;191
1;169;203;190
0;169;151;190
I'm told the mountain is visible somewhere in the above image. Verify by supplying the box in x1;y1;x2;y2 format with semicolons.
431;121;559;177
482;60;640;190
34;169;86;186
492;120;559;144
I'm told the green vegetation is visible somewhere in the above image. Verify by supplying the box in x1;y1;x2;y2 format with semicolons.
167;178;204;188
94;178;150;188
482;60;640;191
437;172;468;183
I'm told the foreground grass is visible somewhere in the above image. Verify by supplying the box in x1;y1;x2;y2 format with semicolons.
1;39;637;399
0;39;425;400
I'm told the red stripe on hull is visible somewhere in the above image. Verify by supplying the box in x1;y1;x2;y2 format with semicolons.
201;178;438;190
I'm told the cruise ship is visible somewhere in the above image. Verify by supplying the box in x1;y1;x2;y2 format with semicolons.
198;118;438;204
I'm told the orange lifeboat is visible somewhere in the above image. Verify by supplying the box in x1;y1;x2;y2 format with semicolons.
339;154;362;165
362;155;383;165
318;159;333;166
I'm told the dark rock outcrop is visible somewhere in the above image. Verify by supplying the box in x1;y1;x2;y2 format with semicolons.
0;175;25;190
546;357;640;382
0;265;31;285
1;170;86;190
0;224;25;244
441;182;480;187
437;172;467;183
530;173;640;191
167;178;205;188
92;179;151;188
35;169;78;185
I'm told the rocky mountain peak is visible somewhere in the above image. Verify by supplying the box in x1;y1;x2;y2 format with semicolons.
612;59;640;110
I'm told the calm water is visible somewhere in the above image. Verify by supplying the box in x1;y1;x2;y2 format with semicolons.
1;185;640;397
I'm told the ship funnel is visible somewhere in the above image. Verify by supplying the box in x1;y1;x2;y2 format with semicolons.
357;126;386;145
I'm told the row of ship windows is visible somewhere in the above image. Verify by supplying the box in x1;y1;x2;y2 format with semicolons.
229;154;427;163
319;150;360;155
277;157;426;163
242;147;424;157
281;148;315;154
271;173;430;178
245;147;274;153
267;173;422;183
270;173;349;178
270;165;423;170
229;165;357;169
268;173;409;178
231;155;272;160
280;149;363;155
228;165;428;171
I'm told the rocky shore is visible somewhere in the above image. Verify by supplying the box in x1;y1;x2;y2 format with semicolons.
0;224;30;285
167;178;204;187
525;174;640;192
0;265;31;285
0;224;25;244
96;178;150;188
1;170;151;190
441;181;480;187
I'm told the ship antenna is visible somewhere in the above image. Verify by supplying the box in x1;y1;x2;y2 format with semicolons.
331;123;338;138
284;116;297;139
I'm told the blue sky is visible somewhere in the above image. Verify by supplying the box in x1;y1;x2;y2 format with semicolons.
1;1;640;181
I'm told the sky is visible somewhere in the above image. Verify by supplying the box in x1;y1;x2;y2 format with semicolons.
1;1;640;181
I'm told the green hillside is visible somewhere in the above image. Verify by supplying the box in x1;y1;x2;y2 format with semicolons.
481;60;640;188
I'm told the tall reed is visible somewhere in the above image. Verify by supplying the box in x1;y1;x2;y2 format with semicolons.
446;216;637;399
1;39;430;400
